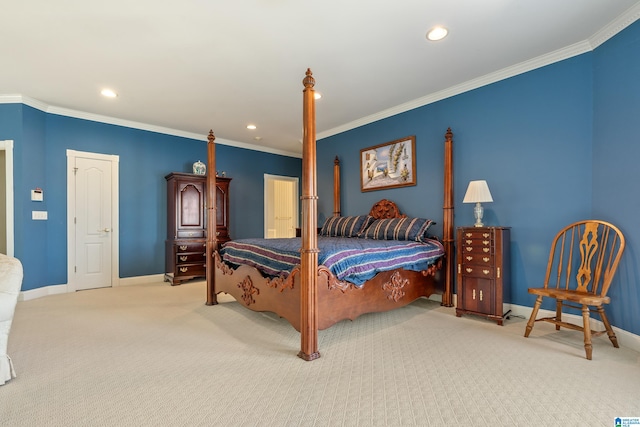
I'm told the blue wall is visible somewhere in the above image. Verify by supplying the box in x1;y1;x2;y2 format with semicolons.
317;21;639;335
0;106;301;290
592;22;640;334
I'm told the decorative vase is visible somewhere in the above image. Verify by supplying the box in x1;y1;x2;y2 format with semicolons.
193;160;206;175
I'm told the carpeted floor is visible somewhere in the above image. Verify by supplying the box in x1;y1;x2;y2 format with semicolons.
1;280;639;426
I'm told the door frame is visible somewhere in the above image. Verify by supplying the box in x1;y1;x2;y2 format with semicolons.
66;149;120;292
263;174;299;238
0;140;14;256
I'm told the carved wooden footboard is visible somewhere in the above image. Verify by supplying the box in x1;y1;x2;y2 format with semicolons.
213;252;442;331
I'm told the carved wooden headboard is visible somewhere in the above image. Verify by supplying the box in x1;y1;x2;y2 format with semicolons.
368;199;407;219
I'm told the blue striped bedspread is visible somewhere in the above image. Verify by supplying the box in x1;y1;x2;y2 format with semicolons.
220;237;444;287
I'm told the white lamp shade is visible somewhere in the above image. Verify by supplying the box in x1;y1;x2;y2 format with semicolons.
463;180;493;203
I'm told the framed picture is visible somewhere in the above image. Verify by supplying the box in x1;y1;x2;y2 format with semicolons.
360;136;416;192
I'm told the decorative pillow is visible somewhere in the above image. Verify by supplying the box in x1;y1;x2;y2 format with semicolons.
320;215;374;237
360;217;435;242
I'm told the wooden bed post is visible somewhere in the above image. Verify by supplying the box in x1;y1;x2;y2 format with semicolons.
298;69;320;361
442;128;454;307
206;130;218;306
333;156;341;217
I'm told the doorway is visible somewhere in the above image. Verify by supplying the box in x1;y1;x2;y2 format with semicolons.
0;140;14;256
264;174;298;238
67;150;119;291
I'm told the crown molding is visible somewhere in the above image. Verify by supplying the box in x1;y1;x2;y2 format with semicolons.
318;40;592;141
589;2;640;49
0;95;302;159
318;8;640;141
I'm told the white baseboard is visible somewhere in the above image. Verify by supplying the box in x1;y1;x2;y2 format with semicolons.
19;274;166;301
19;284;68;301
506;303;640;354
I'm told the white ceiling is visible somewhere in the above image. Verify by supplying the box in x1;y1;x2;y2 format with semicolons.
2;1;639;157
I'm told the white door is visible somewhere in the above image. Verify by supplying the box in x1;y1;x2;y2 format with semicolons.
0;140;14;256
264;174;298;238
67;150;119;291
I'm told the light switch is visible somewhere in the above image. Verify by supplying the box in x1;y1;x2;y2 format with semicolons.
32;211;48;220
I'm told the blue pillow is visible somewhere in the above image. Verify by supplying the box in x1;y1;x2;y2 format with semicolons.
360;217;434;242
320;215;374;237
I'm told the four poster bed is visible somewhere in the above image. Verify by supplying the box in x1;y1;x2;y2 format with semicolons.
204;69;455;360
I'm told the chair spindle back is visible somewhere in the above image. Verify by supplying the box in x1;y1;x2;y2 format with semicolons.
544;220;624;298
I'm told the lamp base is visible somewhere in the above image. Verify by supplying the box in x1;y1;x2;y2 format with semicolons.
473;202;484;227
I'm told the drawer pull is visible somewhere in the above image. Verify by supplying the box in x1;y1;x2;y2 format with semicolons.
497;267;501;278
483;257;490;262
189;232;194;236
179;245;188;251
480;290;484;301
483;248;490;253
483;233;490;238
465;233;472;237
466;247;473;252
179;267;188;273
482;240;490;245
483;269;490;275
466;268;472;273
458;264;461;274
472;289;476;300
466;256;473;261
466;240;473;245
180;256;187;262
216;231;220;236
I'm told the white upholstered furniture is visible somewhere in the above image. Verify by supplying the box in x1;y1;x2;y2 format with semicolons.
0;253;23;385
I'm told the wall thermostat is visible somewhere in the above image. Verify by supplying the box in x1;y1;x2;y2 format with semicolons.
31;188;43;202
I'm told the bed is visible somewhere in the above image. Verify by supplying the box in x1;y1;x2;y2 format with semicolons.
204;69;455;360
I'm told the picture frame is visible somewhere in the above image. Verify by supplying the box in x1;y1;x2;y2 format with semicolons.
360;135;416;192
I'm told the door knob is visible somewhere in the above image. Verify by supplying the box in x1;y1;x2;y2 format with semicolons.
99;228;111;232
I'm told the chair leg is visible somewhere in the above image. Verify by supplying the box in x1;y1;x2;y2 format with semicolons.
582;305;592;360
555;300;562;330
597;306;619;348
524;296;543;337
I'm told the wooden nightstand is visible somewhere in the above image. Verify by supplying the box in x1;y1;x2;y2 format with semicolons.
455;226;511;325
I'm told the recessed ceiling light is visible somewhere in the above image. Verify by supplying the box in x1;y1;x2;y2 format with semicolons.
246;124;257;130
100;88;118;98
426;26;448;41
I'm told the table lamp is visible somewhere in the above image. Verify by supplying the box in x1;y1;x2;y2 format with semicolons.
463;180;493;227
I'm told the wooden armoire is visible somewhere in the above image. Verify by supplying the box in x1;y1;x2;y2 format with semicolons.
164;172;231;285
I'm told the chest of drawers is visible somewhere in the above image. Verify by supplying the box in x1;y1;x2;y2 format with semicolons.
164;172;231;285
455;226;511;325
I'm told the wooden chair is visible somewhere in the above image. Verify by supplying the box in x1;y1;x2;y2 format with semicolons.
524;220;625;360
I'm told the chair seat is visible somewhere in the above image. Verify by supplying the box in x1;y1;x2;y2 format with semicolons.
528;287;610;305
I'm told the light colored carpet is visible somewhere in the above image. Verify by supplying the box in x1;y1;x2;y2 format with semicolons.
1;280;639;426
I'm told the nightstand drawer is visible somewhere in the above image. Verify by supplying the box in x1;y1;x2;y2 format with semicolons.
462;244;494;255
174;263;205;278
175;241;206;253
177;229;205;238
461;253;494;265
461;229;494;240
176;252;205;264
460;265;494;278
